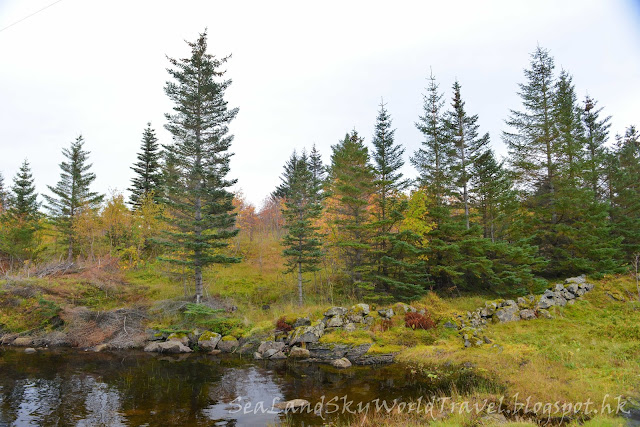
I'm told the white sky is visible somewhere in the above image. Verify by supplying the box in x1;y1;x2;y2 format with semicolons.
1;0;639;208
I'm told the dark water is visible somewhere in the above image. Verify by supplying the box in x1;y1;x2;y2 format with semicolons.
0;348;498;426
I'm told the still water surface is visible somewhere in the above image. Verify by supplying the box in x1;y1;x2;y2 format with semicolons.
0;348;494;426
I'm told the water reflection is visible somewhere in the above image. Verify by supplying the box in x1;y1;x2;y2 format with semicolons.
0;348;499;426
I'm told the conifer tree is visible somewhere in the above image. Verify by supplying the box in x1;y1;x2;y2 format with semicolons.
445;81;490;229
553;71;584;181
129;123;163;208
308;144;326;204
0;160;42;265
278;151;324;306
11;160;39;220
327;131;375;298
160;31;240;303
45;136;103;261
411;71;453;206
369;101;424;301
610;126;640;257
581;96;611;201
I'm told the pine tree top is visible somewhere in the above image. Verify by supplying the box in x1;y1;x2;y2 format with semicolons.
11;159;40;219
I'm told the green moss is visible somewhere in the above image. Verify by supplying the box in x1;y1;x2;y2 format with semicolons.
367;343;403;354
221;335;237;342
319;329;373;346
198;331;220;341
167;332;187;340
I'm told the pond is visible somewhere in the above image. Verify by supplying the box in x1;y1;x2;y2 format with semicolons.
0;348;498;426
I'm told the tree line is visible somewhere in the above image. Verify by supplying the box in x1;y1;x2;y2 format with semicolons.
0;39;638;305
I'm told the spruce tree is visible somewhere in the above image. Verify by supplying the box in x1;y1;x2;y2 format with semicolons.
581;95;611;201
308;144;326;204
445;81;490;229
278;151;324;306
368;100;424;301
129;123;163;208
553;70;584;182
11;159;39;220
160;31;240;303
0;160;41;265
411;71;453;206
45;136;103;261
327;131;375;298
610;126;640;257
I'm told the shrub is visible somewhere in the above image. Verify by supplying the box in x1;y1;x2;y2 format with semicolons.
404;311;435;330
275;316;293;332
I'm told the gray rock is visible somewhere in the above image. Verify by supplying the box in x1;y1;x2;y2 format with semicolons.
552;292;567;307
362;316;374;325
378;308;395;318
273;399;310;410
567;299;575;305
292;317;311;328
553;283;565;292
561;288;575;300
519;309;536;320
289;322;325;345
350;303;370;315
345;343;372;360
269;351;287;360
166;333;189;346
331;357;352;369
503;299;518;308
144;341;192;354
464;340;471;348
566;283;580;295
353;353;395;365
307;343;349;360
393;302;415;313
326;315;344;328
324;307;347;317
146;329;167;341
494;305;519;322
483;336;492;344
288;346;310;358
263;348;278;358
257;341;285;355
565;275;587;285
346;314;363;323
443;321;458;329
253;351;262;360
343;323;356;332
217;337;239;353
12;337;32;347
198;332;222;351
581;282;595;292
24;348;36;354
537;290;556;309
537;309;553;319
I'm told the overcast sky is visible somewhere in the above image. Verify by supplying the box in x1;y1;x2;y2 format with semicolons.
1;0;639;207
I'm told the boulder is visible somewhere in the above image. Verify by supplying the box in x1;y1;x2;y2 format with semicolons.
270;351;287;360
552;292;567;307
307;343;349;360
553;283;565;292
166;333;189;346
237;338;261;355
326;315;344;328
378;308;394;318
257;341;285;355
350;303;370;315
273;399;310;410
480;301;499;317
346;314;363;323
362;316;374;325
393;302;416;314
188;329;203;347
494;305;519;322
565;275;587;285
537;309;553;319
24;348;37;354
331;357;352;369
289;322;325;345
254;351;262;360
92;343;109;352
443;321;458;329
146;329;167;341
561;288;576;300
566;283;580;296
292;317;311;328
217;336;239;353
198;332;222;351
144;341;192;354
12;337;32;347
343;323;356;332
345;343;372;360
288;346;310;358
324;307;347;317
353;353;395;365
519;309;536;320
537;290;556;309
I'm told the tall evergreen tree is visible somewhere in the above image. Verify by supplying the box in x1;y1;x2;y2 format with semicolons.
45;136;103;261
610;126;640;257
553;70;584;182
11;160;39;219
581;95;611;201
160;31;240;303
0;160;42;265
129;123;163;208
411;71;453;206
445;81;490;229
368;100;425;301
308;144;326;204
278;151;324;306
327;131;375;298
